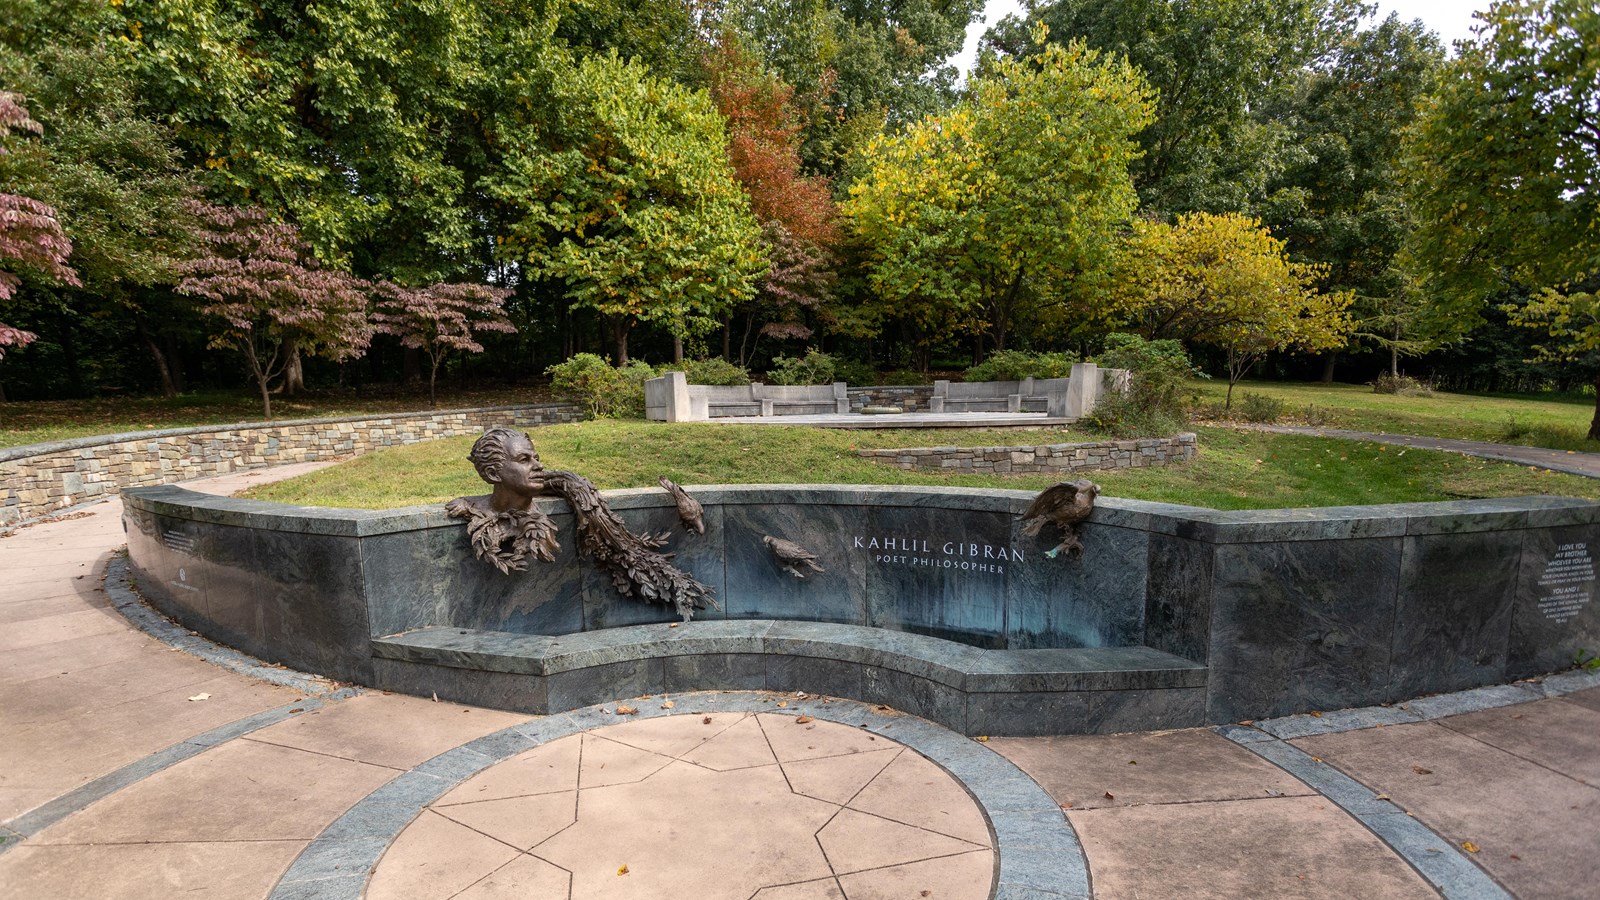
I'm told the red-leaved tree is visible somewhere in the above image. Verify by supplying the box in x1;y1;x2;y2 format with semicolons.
1;91;78;361
371;280;516;407
704;38;839;358
176;203;370;419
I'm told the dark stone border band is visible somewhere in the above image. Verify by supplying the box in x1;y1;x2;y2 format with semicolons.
268;693;1090;900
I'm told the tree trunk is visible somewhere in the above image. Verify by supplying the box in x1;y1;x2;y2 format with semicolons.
58;310;83;397
1589;372;1600;441
721;318;733;361
282;338;305;395
1390;344;1400;377
139;326;180;398
611;318;629;366
1319;353;1336;384
672;335;684;364
402;347;423;384
164;333;186;392
429;353;442;408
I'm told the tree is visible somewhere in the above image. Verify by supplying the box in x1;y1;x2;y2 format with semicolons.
0;90;75;379
372;281;516;407
489;51;767;365
985;0;1367;216
176;205;370;419
1111;212;1353;407
846;31;1154;354
1403;0;1599;433
703;36;840;357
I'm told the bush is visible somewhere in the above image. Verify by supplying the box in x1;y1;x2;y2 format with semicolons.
768;349;840;385
831;357;877;387
1084;333;1202;435
670;357;751;386
1237;392;1286;424
962;349;1078;382
1371;373;1433;396
879;368;927;386
546;353;656;418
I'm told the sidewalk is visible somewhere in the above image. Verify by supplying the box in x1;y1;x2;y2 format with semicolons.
0;463;1595;899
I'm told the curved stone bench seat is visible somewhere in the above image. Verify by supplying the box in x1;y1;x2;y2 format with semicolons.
370;620;1207;736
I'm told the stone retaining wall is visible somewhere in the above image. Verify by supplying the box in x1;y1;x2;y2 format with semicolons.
0;403;581;526
845;385;934;412
858;433;1197;474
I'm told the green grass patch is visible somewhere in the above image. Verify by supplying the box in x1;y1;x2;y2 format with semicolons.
0;385;552;449
1196;379;1600;450
240;420;1600;511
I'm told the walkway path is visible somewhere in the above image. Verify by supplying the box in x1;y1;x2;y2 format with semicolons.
1;463;1596;899
1247;424;1600;478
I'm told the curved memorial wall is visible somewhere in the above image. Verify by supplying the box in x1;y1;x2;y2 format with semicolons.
122;484;1600;735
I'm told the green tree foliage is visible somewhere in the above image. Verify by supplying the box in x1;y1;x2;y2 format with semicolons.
1405;0;1598;306
986;0;1366;216
846;33;1154;356
1110;212;1353;406
1255;13;1450;375
489;52;767;366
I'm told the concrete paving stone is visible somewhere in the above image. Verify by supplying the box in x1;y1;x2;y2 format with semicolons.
532;759;837;900
365;809;522;900
990;728;1315;810
1068;796;1435;900
0;627;156;687
0;592;113;625
586;710;743;758
833;849;995;900
31;738;395;845
245;691;529;771
757;711;889;761
0;648;267;730
1434;696;1600;786
847;749;992;846
751;878;847;900
680;713;780;770
453;854;572;900
0;605;131;652
0;839;306;900
1293;720;1600;900
1562;685;1600;713
817;808;987;876
435;790;578;851
577;733;676;788
437;735;582;805
782;747;901;805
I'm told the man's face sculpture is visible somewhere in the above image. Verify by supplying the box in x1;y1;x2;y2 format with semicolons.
491;431;545;496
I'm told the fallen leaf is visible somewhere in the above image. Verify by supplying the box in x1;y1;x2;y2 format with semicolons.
1374;794;1390;801
1412;766;1433;775
1104;791;1115;800
1061;802;1073;809
432;692;440;702
776;701;787;708
1509;854;1521;861
661;700;675;709
289;708;304;714
921;892;932;897
1310;711;1323;718
702;716;712;724
668;622;680;628
795;715;814;724
1264;789;1285;797
187;693;210;702
974;735;989;743
1311;756;1322;763
618;865;630;875
1462;841;1479;853
615;705;639;715
1127;760;1137;765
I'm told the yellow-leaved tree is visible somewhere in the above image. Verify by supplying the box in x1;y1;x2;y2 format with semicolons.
1111;212;1353;408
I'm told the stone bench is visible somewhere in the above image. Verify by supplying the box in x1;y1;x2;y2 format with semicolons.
370;619;1207;736
929;365;1129;419
645;373;849;421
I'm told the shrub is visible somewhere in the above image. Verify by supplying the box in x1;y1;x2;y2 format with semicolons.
1303;403;1333;427
767;349;838;385
1085;333;1202;435
1237;392;1286;424
831;357;877;386
963;349;1078;382
1371;373;1433;396
673;357;751;386
546;353;657;418
879;368;926;385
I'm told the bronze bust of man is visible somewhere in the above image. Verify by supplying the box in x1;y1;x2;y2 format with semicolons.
445;427;560;573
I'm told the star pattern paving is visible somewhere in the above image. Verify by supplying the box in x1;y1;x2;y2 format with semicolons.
366;710;996;900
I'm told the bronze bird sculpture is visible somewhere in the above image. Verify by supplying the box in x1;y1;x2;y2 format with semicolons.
1021;479;1099;559
763;535;825;579
658;476;705;535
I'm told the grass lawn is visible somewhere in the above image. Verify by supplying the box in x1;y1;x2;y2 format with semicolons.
1199;379;1600;450
0;385;552;449
240;420;1600;511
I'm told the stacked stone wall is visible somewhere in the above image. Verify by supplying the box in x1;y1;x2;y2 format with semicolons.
857;433;1197;474
845;385;934;412
0;403;581;526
